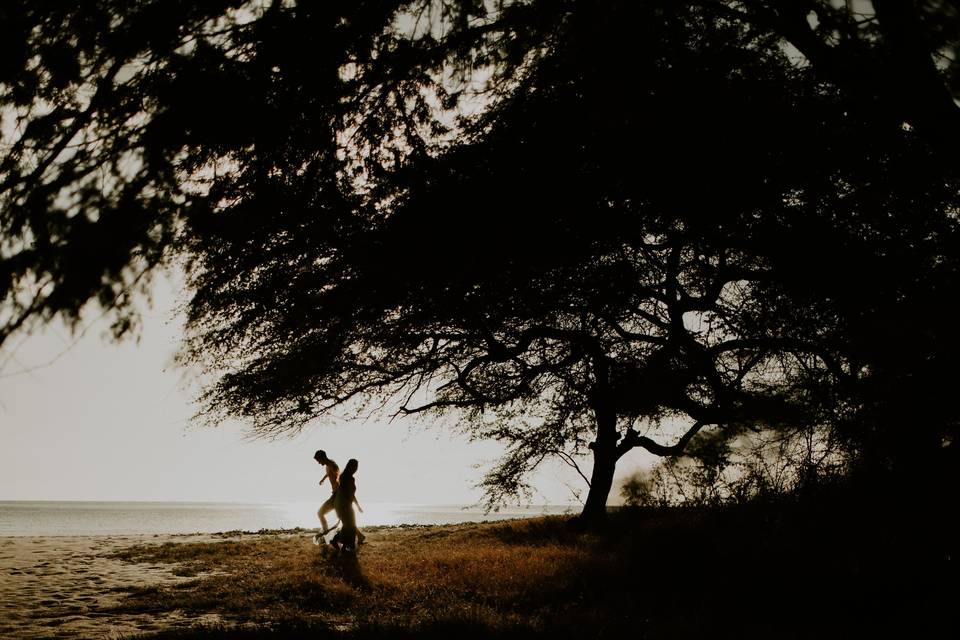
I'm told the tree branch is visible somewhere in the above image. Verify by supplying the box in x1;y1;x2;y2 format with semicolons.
617;421;707;459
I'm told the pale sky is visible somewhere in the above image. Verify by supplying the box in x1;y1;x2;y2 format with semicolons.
0;275;654;506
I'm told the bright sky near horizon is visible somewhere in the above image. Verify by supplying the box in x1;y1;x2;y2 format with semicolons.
0;275;652;505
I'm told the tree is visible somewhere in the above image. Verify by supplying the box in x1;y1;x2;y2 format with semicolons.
0;1;249;344
3;1;959;523
178;0;845;523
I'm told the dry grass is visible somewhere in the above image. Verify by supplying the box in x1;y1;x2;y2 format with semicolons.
110;501;956;639
111;518;616;633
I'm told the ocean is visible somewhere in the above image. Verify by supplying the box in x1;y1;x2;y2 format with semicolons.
0;501;577;536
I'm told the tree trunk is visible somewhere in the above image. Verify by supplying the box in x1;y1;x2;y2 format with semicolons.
579;443;617;526
576;401;619;528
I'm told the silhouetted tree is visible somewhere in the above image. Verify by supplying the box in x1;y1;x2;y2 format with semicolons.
0;1;281;344
3;1;959;523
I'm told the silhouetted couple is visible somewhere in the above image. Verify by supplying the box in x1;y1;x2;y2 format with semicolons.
313;450;365;552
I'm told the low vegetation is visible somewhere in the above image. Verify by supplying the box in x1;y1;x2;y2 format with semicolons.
112;489;955;639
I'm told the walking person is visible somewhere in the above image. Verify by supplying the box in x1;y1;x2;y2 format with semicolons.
332;458;365;552
313;450;340;545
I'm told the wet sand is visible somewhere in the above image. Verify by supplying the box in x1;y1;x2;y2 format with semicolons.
0;533;240;639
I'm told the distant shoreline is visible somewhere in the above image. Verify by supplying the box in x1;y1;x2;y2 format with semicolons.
0;517;557;539
0;500;580;537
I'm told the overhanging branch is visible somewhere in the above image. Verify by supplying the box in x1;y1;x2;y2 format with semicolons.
617;421;707;459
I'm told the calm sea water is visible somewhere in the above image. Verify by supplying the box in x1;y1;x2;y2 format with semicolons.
0;501;576;536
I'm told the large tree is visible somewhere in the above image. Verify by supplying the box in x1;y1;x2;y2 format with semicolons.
3;0;959;522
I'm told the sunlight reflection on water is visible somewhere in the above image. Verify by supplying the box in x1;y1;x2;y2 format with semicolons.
274;501;576;530
0;501;577;536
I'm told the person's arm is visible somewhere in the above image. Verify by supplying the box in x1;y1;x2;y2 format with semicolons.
319;472;328;486
353;495;363;513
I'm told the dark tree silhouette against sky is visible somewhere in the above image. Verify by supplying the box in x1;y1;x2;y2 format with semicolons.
2;0;959;523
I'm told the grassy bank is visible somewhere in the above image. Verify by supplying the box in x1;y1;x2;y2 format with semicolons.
111;495;955;639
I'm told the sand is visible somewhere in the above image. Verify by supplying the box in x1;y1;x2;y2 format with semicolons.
0;533;239;639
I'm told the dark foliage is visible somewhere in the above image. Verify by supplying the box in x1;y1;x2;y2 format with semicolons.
2;1;959;519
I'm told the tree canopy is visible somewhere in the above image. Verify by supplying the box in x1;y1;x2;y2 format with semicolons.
3;0;959;522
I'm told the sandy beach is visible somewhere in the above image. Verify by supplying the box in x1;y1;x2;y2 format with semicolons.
0;533;242;639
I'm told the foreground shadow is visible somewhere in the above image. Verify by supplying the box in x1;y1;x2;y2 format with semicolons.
322;547;370;591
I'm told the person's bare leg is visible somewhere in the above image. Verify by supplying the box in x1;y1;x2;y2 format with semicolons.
318;495;337;533
314;497;338;545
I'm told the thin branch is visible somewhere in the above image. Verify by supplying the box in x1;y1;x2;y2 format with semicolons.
549;449;592;487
